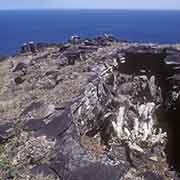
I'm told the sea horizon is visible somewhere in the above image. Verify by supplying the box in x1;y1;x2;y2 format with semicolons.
1;9;180;55
0;8;180;11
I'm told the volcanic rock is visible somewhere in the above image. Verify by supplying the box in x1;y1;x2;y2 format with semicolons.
1;37;180;180
0;120;15;143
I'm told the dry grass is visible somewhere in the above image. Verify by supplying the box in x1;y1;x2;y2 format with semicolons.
0;138;15;180
80;135;105;158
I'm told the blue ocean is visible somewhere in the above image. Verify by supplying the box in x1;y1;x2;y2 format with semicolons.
0;10;180;55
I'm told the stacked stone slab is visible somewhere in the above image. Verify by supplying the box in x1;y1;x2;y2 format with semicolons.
21;41;37;53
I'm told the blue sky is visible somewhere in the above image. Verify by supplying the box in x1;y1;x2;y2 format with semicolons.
0;0;180;10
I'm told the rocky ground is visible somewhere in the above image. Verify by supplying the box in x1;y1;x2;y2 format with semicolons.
1;35;180;180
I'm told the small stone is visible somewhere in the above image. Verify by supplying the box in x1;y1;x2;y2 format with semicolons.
149;156;158;162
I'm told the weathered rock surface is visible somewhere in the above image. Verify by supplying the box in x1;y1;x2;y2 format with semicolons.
0;120;15;143
1;36;180;179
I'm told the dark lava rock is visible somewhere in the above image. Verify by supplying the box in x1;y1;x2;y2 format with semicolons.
21;41;37;53
143;171;164;180
37;107;73;138
70;35;81;45
13;62;28;73
0;120;15;143
84;39;99;46
20;102;55;122
31;164;58;177
14;76;25;85
0;55;8;61
124;47;166;74
68;163;126;180
63;48;83;65
27;105;129;179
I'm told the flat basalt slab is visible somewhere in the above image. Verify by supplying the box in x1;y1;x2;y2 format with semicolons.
68;163;127;180
28;104;129;179
39;108;73;138
24;107;73;139
20;102;55;121
0;120;15;142
143;171;164;180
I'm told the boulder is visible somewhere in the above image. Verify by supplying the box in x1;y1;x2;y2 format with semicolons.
0;120;15;143
14;76;25;85
13;62;28;73
63;48;85;65
21;41;37;53
70;35;81;45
